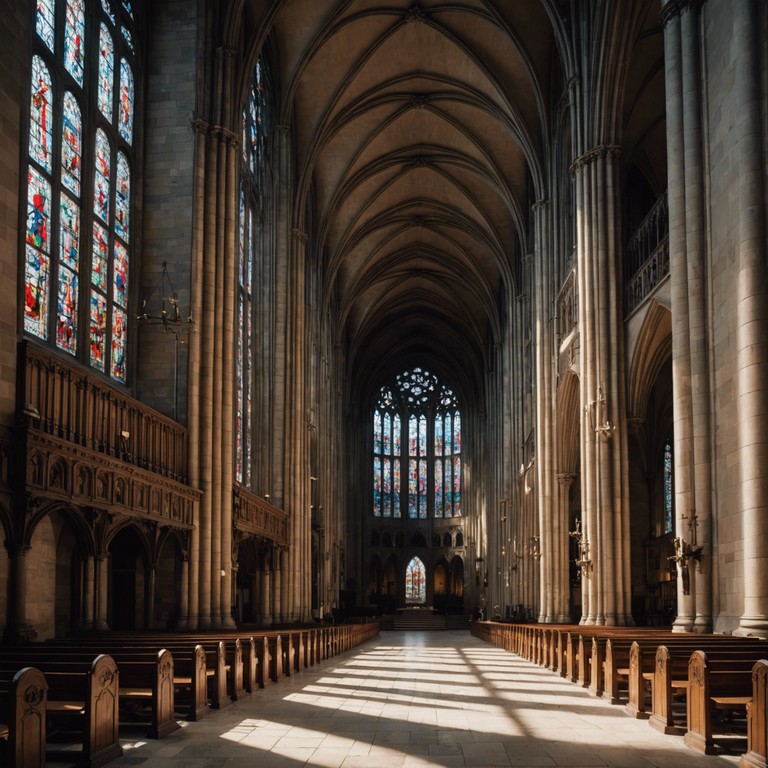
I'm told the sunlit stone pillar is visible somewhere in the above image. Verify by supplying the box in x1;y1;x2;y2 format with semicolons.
734;0;768;637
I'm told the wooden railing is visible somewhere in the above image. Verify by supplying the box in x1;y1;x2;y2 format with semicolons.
20;341;188;482
233;485;289;546
624;191;669;315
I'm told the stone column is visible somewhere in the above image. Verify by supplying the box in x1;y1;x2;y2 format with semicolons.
81;555;95;631
176;556;189;630
261;557;272;628
533;200;556;623
734;0;768;636
7;547;36;642
146;565;156;630
272;553;282;626
573;145;631;626
556;473;577;622
94;554;110;631
661;0;697;632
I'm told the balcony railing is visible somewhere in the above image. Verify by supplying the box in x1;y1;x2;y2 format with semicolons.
233;485;289;547
624;191;669;315
21;341;188;482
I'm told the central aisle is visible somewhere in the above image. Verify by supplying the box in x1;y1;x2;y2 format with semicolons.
111;630;738;767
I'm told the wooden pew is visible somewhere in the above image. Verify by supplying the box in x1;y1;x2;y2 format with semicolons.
684;650;755;754
741;659;768;768
0;666;47;768
43;654;123;768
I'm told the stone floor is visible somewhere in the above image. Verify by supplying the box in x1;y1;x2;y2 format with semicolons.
101;630;741;768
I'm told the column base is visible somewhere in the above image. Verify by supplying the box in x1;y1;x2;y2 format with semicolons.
692;616;712;634
735;615;768;639
222;615;236;629
672;615;694;633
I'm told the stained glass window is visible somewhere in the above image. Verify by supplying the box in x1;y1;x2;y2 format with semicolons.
29;57;53;172
36;0;56;51
64;0;85;86
236;56;271;487
97;25;114;122
115;152;130;239
23;0;138;381
405;557;426;604
93;129;110;221
371;369;461;520
61;93;82;195
664;438;673;534
118;60;133;144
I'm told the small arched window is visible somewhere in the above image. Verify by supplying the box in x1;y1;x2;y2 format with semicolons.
405;556;426;604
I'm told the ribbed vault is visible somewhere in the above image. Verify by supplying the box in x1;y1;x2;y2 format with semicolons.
254;0;564;405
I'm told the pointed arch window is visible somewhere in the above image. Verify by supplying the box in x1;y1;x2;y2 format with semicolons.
371;368;462;520
236;56;271;486
23;0;140;383
405;556;426;604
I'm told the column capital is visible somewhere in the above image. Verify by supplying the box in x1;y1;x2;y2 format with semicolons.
291;227;309;243
659;0;705;29
569;145;622;176
557;472;577;486
532;198;549;211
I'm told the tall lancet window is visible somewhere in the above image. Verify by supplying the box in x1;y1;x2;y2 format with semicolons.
434;385;462;517
236;57;270;486
371;368;462;520
24;0;138;383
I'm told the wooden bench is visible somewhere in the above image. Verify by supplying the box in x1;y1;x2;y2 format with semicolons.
684;650;755;754
41;654;122;768
741;659;768;768
0;666;47;768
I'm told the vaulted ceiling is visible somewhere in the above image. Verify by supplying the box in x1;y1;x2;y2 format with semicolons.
247;0;665;409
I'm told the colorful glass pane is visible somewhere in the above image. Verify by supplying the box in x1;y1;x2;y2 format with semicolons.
26;167;51;253
115;152;130;240
405;557;426;604
408;459;417;518
118;60;133;144
419;458;427;518
393;414;401;455
393;459;401;517
373;410;382;454
111;305;127;380
61;92;82;195
418;414;427;455
29;57;53;172
453;412;461;453
94;129;110;221
98;25;114;122
121;0;133;18
59;193;80;271
121;25;134;53
91;222;108;291
35;0;55;51
56;266;78;353
373;457;381;516
113;240;128;307
64;0;85;86
383;412;391;454
100;0;115;24
434;415;443;456
239;185;246;282
90;291;107;370
247;209;254;291
383;458;391;517
24;245;49;339
434;460;443;517
453;456;461;516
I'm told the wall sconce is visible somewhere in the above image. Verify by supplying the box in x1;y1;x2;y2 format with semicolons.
569;519;592;572
529;535;541;561
586;384;614;439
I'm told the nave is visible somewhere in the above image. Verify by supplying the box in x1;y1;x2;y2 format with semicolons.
106;631;736;768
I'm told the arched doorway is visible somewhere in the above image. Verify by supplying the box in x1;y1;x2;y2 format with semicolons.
405;556;426;605
449;555;464;614
109;526;147;630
